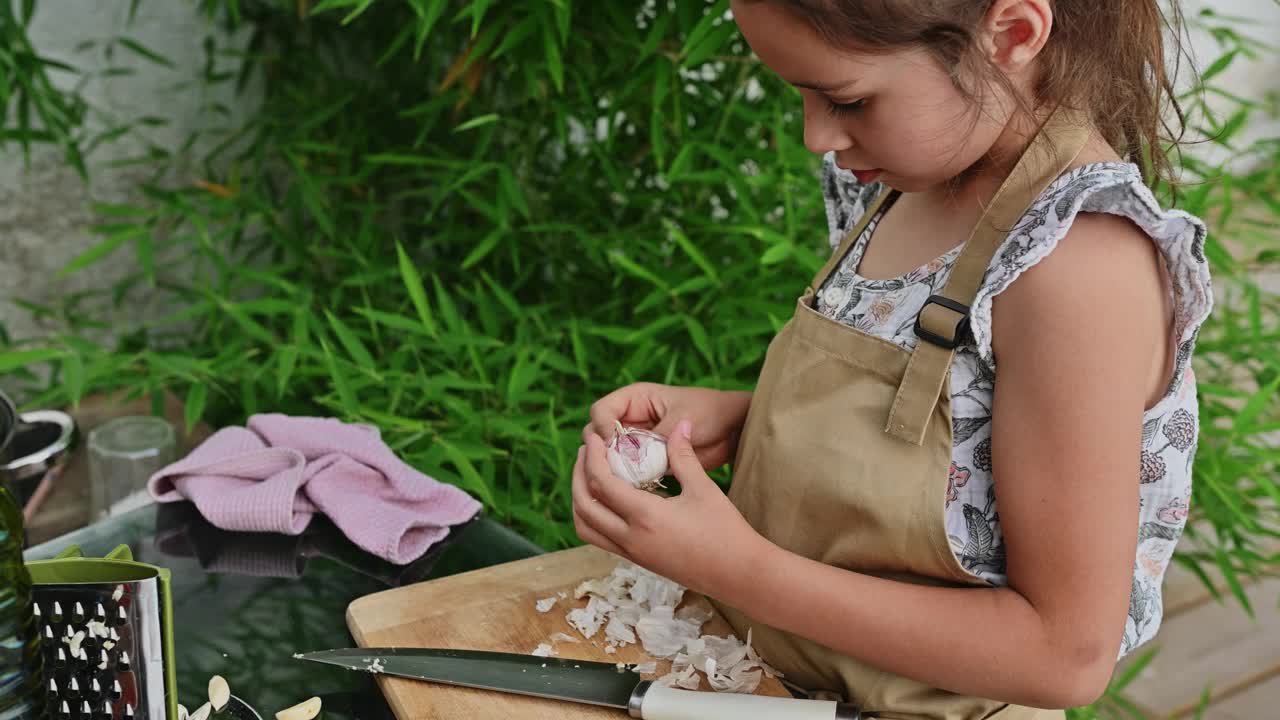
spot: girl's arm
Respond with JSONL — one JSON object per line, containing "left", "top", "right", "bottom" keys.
{"left": 722, "top": 214, "right": 1164, "bottom": 709}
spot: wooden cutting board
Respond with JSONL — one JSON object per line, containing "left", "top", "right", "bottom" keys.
{"left": 346, "top": 544, "right": 791, "bottom": 719}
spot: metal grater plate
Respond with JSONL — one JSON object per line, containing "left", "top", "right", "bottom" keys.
{"left": 32, "top": 577, "right": 165, "bottom": 719}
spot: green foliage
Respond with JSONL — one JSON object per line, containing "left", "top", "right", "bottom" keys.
{"left": 5, "top": 0, "right": 826, "bottom": 552}
{"left": 0, "top": 0, "right": 87, "bottom": 176}
{"left": 2, "top": 2, "right": 1278, "bottom": 713}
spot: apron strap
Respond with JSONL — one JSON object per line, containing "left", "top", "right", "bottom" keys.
{"left": 886, "top": 106, "right": 1092, "bottom": 445}
{"left": 811, "top": 188, "right": 898, "bottom": 293}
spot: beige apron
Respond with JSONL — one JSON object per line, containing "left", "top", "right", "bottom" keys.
{"left": 710, "top": 108, "right": 1089, "bottom": 720}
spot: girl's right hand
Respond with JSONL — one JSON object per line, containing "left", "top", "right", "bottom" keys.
{"left": 582, "top": 382, "right": 752, "bottom": 471}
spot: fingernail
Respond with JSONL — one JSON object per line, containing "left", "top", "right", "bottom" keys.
{"left": 678, "top": 420, "right": 691, "bottom": 439}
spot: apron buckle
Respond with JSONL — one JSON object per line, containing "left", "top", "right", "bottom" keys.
{"left": 915, "top": 294, "right": 971, "bottom": 350}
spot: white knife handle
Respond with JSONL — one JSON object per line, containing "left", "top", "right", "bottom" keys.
{"left": 629, "top": 681, "right": 862, "bottom": 720}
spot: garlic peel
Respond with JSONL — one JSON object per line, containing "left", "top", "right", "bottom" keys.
{"left": 606, "top": 421, "right": 669, "bottom": 491}
{"left": 552, "top": 560, "right": 782, "bottom": 695}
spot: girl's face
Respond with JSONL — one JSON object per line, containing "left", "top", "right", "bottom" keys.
{"left": 731, "top": 0, "right": 1013, "bottom": 193}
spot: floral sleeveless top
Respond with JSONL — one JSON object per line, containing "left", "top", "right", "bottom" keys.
{"left": 814, "top": 153, "right": 1214, "bottom": 656}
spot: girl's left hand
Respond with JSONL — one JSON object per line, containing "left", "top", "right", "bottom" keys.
{"left": 571, "top": 418, "right": 769, "bottom": 598}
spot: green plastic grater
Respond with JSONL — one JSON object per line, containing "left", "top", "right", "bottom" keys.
{"left": 25, "top": 544, "right": 177, "bottom": 719}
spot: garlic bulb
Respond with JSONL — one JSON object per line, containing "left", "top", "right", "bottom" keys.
{"left": 606, "top": 421, "right": 669, "bottom": 491}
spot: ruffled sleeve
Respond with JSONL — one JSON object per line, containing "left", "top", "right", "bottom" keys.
{"left": 967, "top": 162, "right": 1214, "bottom": 407}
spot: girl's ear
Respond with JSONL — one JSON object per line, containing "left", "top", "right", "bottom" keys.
{"left": 981, "top": 0, "right": 1053, "bottom": 72}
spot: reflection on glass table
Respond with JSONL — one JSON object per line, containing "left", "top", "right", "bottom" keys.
{"left": 24, "top": 502, "right": 546, "bottom": 719}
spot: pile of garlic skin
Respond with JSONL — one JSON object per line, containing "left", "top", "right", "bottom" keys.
{"left": 534, "top": 561, "right": 781, "bottom": 694}
{"left": 177, "top": 675, "right": 321, "bottom": 720}
{"left": 606, "top": 421, "right": 669, "bottom": 492}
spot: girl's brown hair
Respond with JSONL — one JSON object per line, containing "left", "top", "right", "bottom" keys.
{"left": 751, "top": 0, "right": 1190, "bottom": 190}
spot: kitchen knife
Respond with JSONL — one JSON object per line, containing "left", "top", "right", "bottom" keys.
{"left": 295, "top": 648, "right": 862, "bottom": 720}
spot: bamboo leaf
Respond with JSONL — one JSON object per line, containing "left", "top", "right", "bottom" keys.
{"left": 569, "top": 318, "right": 588, "bottom": 381}
{"left": 1233, "top": 372, "right": 1280, "bottom": 434}
{"left": 479, "top": 270, "right": 522, "bottom": 318}
{"left": 454, "top": 114, "right": 500, "bottom": 132}
{"left": 115, "top": 37, "right": 175, "bottom": 68}
{"left": 185, "top": 382, "right": 208, "bottom": 434}
{"left": 683, "top": 316, "right": 715, "bottom": 368}
{"left": 651, "top": 60, "right": 670, "bottom": 171}
{"left": 497, "top": 165, "right": 530, "bottom": 219}
{"left": 679, "top": 0, "right": 730, "bottom": 68}
{"left": 326, "top": 310, "right": 376, "bottom": 371}
{"left": 663, "top": 219, "right": 720, "bottom": 284}
{"left": 320, "top": 338, "right": 357, "bottom": 412}
{"left": 59, "top": 227, "right": 144, "bottom": 276}
{"left": 1200, "top": 49, "right": 1239, "bottom": 84}
{"left": 462, "top": 228, "right": 505, "bottom": 269}
{"left": 760, "top": 243, "right": 793, "bottom": 265}
{"left": 62, "top": 352, "right": 85, "bottom": 405}
{"left": 353, "top": 308, "right": 433, "bottom": 335}
{"left": 681, "top": 20, "right": 735, "bottom": 70}
{"left": 412, "top": 0, "right": 449, "bottom": 58}
{"left": 217, "top": 300, "right": 277, "bottom": 345}
{"left": 608, "top": 249, "right": 671, "bottom": 292}
{"left": 1214, "top": 548, "right": 1254, "bottom": 616}
{"left": 0, "top": 348, "right": 62, "bottom": 374}
{"left": 276, "top": 346, "right": 299, "bottom": 400}
{"left": 542, "top": 21, "right": 564, "bottom": 93}
{"left": 1108, "top": 647, "right": 1159, "bottom": 691}
{"left": 506, "top": 352, "right": 541, "bottom": 407}
{"left": 438, "top": 438, "right": 495, "bottom": 506}
{"left": 396, "top": 242, "right": 438, "bottom": 336}
{"left": 432, "top": 274, "right": 463, "bottom": 334}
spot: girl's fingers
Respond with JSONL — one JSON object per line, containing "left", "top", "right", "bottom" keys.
{"left": 572, "top": 445, "right": 630, "bottom": 537}
{"left": 573, "top": 508, "right": 629, "bottom": 559}
{"left": 583, "top": 433, "right": 657, "bottom": 521}
{"left": 587, "top": 385, "right": 658, "bottom": 441}
{"left": 588, "top": 391, "right": 629, "bottom": 442}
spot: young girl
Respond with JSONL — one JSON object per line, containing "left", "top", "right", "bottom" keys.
{"left": 572, "top": 1, "right": 1213, "bottom": 718}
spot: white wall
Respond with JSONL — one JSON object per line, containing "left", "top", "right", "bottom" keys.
{"left": 1181, "top": 0, "right": 1280, "bottom": 166}
{"left": 0, "top": 1, "right": 255, "bottom": 358}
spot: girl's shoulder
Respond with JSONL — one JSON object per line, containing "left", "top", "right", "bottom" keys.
{"left": 968, "top": 161, "right": 1214, "bottom": 406}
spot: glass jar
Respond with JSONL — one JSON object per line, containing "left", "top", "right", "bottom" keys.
{"left": 88, "top": 415, "right": 176, "bottom": 521}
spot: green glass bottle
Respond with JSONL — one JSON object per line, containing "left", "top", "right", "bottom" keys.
{"left": 0, "top": 485, "right": 40, "bottom": 720}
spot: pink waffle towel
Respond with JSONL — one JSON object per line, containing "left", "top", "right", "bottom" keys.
{"left": 147, "top": 414, "right": 482, "bottom": 565}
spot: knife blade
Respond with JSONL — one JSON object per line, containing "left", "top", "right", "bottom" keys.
{"left": 295, "top": 648, "right": 862, "bottom": 719}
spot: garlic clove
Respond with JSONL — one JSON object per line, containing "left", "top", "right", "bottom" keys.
{"left": 208, "top": 675, "right": 231, "bottom": 711}
{"left": 178, "top": 704, "right": 190, "bottom": 720}
{"left": 606, "top": 421, "right": 669, "bottom": 491}
{"left": 275, "top": 697, "right": 323, "bottom": 720}
{"left": 189, "top": 703, "right": 212, "bottom": 720}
